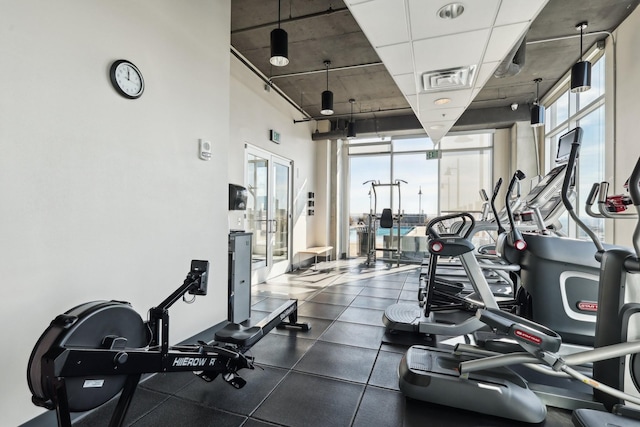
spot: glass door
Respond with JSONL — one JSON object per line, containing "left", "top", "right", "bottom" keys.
{"left": 245, "top": 145, "right": 292, "bottom": 282}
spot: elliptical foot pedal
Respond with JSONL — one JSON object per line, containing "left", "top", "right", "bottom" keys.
{"left": 573, "top": 408, "right": 640, "bottom": 427}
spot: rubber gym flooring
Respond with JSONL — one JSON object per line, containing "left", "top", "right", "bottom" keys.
{"left": 73, "top": 259, "right": 574, "bottom": 427}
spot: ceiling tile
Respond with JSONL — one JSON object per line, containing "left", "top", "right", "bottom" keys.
{"left": 405, "top": 94, "right": 418, "bottom": 114}
{"left": 344, "top": 0, "right": 374, "bottom": 5}
{"left": 408, "top": 0, "right": 500, "bottom": 41}
{"left": 393, "top": 73, "right": 418, "bottom": 95}
{"left": 474, "top": 61, "right": 500, "bottom": 89}
{"left": 376, "top": 43, "right": 414, "bottom": 75}
{"left": 418, "top": 90, "right": 472, "bottom": 110}
{"left": 471, "top": 88, "right": 482, "bottom": 102}
{"left": 495, "top": 0, "right": 548, "bottom": 26}
{"left": 413, "top": 29, "right": 491, "bottom": 73}
{"left": 484, "top": 22, "right": 530, "bottom": 63}
{"left": 418, "top": 106, "right": 466, "bottom": 123}
{"left": 349, "top": 0, "right": 409, "bottom": 47}
{"left": 418, "top": 119, "right": 457, "bottom": 143}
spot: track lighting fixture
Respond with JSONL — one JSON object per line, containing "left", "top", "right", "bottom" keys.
{"left": 347, "top": 99, "right": 356, "bottom": 139}
{"left": 270, "top": 0, "right": 289, "bottom": 67}
{"left": 320, "top": 60, "right": 334, "bottom": 115}
{"left": 571, "top": 22, "right": 591, "bottom": 93}
{"left": 530, "top": 78, "right": 545, "bottom": 128}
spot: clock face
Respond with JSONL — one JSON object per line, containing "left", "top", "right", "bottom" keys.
{"left": 110, "top": 60, "right": 144, "bottom": 99}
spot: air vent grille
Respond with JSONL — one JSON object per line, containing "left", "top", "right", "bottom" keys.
{"left": 422, "top": 66, "right": 476, "bottom": 92}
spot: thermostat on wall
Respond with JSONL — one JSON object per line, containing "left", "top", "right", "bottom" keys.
{"left": 199, "top": 139, "right": 212, "bottom": 160}
{"left": 269, "top": 129, "right": 281, "bottom": 144}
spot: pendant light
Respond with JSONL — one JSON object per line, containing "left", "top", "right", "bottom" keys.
{"left": 270, "top": 0, "right": 288, "bottom": 67}
{"left": 530, "top": 78, "right": 545, "bottom": 127}
{"left": 320, "top": 60, "right": 334, "bottom": 115}
{"left": 347, "top": 98, "right": 356, "bottom": 139}
{"left": 571, "top": 22, "right": 591, "bottom": 93}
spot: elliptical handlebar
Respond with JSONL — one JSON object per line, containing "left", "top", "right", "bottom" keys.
{"left": 560, "top": 131, "right": 581, "bottom": 216}
{"left": 490, "top": 178, "right": 504, "bottom": 234}
{"left": 505, "top": 170, "right": 525, "bottom": 233}
{"left": 596, "top": 181, "right": 638, "bottom": 219}
{"left": 629, "top": 158, "right": 640, "bottom": 206}
{"left": 627, "top": 157, "right": 640, "bottom": 258}
{"left": 427, "top": 212, "right": 476, "bottom": 240}
{"left": 585, "top": 183, "right": 603, "bottom": 218}
{"left": 499, "top": 170, "right": 528, "bottom": 252}
{"left": 560, "top": 128, "right": 605, "bottom": 253}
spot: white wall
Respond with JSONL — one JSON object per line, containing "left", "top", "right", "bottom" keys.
{"left": 0, "top": 1, "right": 230, "bottom": 425}
{"left": 612, "top": 5, "right": 640, "bottom": 246}
{"left": 228, "top": 56, "right": 317, "bottom": 269}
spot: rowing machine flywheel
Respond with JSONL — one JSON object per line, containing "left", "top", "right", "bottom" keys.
{"left": 27, "top": 300, "right": 146, "bottom": 412}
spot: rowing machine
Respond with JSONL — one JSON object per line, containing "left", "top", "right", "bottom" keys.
{"left": 27, "top": 260, "right": 310, "bottom": 427}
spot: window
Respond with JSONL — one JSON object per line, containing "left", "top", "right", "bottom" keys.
{"left": 347, "top": 132, "right": 493, "bottom": 258}
{"left": 544, "top": 54, "right": 606, "bottom": 240}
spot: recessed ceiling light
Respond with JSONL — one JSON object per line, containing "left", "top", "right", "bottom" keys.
{"left": 438, "top": 3, "right": 464, "bottom": 20}
{"left": 430, "top": 124, "right": 444, "bottom": 130}
{"left": 434, "top": 97, "right": 451, "bottom": 105}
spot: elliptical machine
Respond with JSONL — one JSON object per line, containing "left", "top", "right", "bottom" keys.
{"left": 397, "top": 132, "right": 640, "bottom": 423}
{"left": 382, "top": 170, "right": 527, "bottom": 339}
{"left": 27, "top": 260, "right": 310, "bottom": 427}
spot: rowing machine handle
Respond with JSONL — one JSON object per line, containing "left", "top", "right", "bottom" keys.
{"left": 188, "top": 260, "right": 209, "bottom": 296}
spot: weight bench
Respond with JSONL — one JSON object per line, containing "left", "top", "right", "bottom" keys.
{"left": 297, "top": 246, "right": 333, "bottom": 271}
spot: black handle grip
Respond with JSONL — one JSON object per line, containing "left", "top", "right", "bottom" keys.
{"left": 490, "top": 178, "right": 504, "bottom": 233}
{"left": 586, "top": 182, "right": 600, "bottom": 206}
{"left": 426, "top": 212, "right": 476, "bottom": 239}
{"left": 505, "top": 170, "right": 525, "bottom": 233}
{"left": 561, "top": 128, "right": 583, "bottom": 212}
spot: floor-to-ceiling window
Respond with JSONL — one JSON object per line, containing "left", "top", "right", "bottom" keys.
{"left": 544, "top": 54, "right": 606, "bottom": 240}
{"left": 438, "top": 134, "right": 493, "bottom": 215}
{"left": 347, "top": 132, "right": 493, "bottom": 259}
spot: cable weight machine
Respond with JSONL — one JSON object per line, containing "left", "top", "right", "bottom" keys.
{"left": 362, "top": 179, "right": 407, "bottom": 267}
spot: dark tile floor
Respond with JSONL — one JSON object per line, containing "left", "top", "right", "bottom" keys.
{"left": 73, "top": 259, "right": 575, "bottom": 427}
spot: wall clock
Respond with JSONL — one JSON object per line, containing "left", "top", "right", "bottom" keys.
{"left": 109, "top": 59, "right": 144, "bottom": 99}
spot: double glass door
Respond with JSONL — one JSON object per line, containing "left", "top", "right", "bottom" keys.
{"left": 245, "top": 146, "right": 292, "bottom": 282}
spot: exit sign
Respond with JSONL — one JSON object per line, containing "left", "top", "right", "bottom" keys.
{"left": 426, "top": 149, "right": 440, "bottom": 160}
{"left": 269, "top": 129, "right": 281, "bottom": 144}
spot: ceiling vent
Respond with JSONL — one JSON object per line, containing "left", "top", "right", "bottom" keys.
{"left": 422, "top": 66, "right": 476, "bottom": 92}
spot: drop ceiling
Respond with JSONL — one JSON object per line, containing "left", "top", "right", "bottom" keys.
{"left": 231, "top": 0, "right": 640, "bottom": 141}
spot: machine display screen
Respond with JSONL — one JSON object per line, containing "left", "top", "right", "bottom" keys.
{"left": 556, "top": 127, "right": 582, "bottom": 163}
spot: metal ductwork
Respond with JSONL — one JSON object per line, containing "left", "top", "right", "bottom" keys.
{"left": 493, "top": 35, "right": 527, "bottom": 78}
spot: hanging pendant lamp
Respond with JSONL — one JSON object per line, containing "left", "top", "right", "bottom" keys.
{"left": 347, "top": 99, "right": 356, "bottom": 139}
{"left": 270, "top": 0, "right": 289, "bottom": 67}
{"left": 530, "top": 78, "right": 545, "bottom": 128}
{"left": 571, "top": 22, "right": 591, "bottom": 93}
{"left": 320, "top": 60, "right": 334, "bottom": 115}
